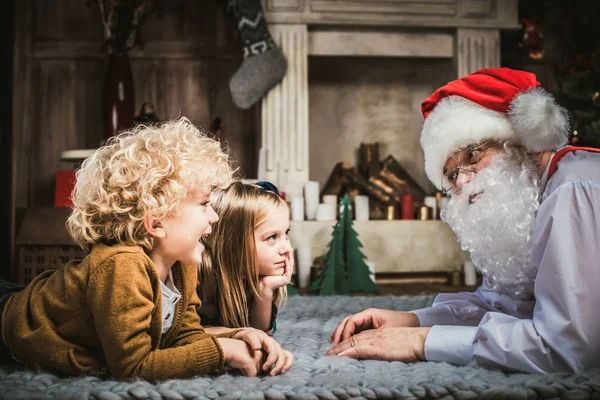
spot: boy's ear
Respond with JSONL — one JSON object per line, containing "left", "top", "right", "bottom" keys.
{"left": 144, "top": 215, "right": 166, "bottom": 238}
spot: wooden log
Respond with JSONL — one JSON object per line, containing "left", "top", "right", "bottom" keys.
{"left": 341, "top": 168, "right": 397, "bottom": 206}
{"left": 358, "top": 142, "right": 381, "bottom": 180}
{"left": 380, "top": 155, "right": 427, "bottom": 203}
{"left": 320, "top": 161, "right": 355, "bottom": 197}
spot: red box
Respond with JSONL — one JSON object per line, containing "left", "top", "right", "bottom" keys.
{"left": 54, "top": 170, "right": 77, "bottom": 208}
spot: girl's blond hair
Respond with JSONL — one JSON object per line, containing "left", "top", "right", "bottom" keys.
{"left": 66, "top": 117, "right": 232, "bottom": 250}
{"left": 199, "top": 181, "right": 288, "bottom": 328}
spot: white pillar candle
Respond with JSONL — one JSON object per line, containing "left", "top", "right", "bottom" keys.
{"left": 322, "top": 194, "right": 338, "bottom": 206}
{"left": 322, "top": 194, "right": 338, "bottom": 218}
{"left": 424, "top": 196, "right": 437, "bottom": 220}
{"left": 365, "top": 260, "right": 376, "bottom": 282}
{"left": 304, "top": 181, "right": 320, "bottom": 220}
{"left": 354, "top": 195, "right": 369, "bottom": 221}
{"left": 316, "top": 203, "right": 336, "bottom": 221}
{"left": 464, "top": 258, "right": 477, "bottom": 286}
{"left": 296, "top": 246, "right": 313, "bottom": 289}
{"left": 291, "top": 196, "right": 305, "bottom": 221}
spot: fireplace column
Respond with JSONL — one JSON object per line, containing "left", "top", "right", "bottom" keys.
{"left": 456, "top": 28, "right": 501, "bottom": 77}
{"left": 261, "top": 24, "right": 309, "bottom": 196}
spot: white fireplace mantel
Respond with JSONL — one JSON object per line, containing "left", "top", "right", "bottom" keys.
{"left": 260, "top": 0, "right": 519, "bottom": 195}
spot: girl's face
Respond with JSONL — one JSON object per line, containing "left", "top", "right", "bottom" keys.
{"left": 254, "top": 204, "right": 292, "bottom": 276}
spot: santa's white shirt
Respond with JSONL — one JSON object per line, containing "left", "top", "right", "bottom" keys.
{"left": 413, "top": 149, "right": 600, "bottom": 373}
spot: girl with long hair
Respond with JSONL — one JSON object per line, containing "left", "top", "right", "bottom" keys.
{"left": 198, "top": 180, "right": 293, "bottom": 334}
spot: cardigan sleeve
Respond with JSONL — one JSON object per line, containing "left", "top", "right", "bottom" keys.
{"left": 87, "top": 253, "right": 225, "bottom": 381}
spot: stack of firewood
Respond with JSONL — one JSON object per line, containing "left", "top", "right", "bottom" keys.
{"left": 320, "top": 143, "right": 426, "bottom": 219}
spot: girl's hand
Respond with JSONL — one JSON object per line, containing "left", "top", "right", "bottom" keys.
{"left": 260, "top": 250, "right": 293, "bottom": 291}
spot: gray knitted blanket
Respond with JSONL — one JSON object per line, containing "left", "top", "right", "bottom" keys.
{"left": 1, "top": 295, "right": 599, "bottom": 399}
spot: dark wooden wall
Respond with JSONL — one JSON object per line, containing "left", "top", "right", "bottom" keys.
{"left": 9, "top": 0, "right": 260, "bottom": 278}
{"left": 12, "top": 0, "right": 259, "bottom": 208}
{"left": 2, "top": 1, "right": 15, "bottom": 280}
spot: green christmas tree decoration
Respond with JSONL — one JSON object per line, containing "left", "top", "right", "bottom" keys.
{"left": 286, "top": 283, "right": 299, "bottom": 296}
{"left": 309, "top": 195, "right": 379, "bottom": 295}
{"left": 342, "top": 197, "right": 380, "bottom": 293}
{"left": 309, "top": 220, "right": 350, "bottom": 295}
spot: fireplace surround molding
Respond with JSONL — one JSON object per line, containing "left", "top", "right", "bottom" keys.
{"left": 260, "top": 0, "right": 519, "bottom": 195}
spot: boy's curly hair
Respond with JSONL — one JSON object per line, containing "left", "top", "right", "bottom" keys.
{"left": 66, "top": 117, "right": 232, "bottom": 250}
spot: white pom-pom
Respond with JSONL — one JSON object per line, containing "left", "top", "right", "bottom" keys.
{"left": 508, "top": 87, "right": 570, "bottom": 152}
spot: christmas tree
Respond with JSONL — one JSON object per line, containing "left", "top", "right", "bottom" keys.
{"left": 309, "top": 195, "right": 379, "bottom": 295}
{"left": 308, "top": 218, "right": 350, "bottom": 295}
{"left": 552, "top": 1, "right": 600, "bottom": 148}
{"left": 286, "top": 283, "right": 299, "bottom": 296}
{"left": 516, "top": 0, "right": 600, "bottom": 148}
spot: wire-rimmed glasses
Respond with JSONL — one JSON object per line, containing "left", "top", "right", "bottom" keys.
{"left": 440, "top": 143, "right": 487, "bottom": 196}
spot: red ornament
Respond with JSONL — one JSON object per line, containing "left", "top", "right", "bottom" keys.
{"left": 570, "top": 136, "right": 579, "bottom": 145}
{"left": 520, "top": 19, "right": 545, "bottom": 60}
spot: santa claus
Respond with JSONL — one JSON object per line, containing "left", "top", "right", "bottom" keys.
{"left": 327, "top": 67, "right": 600, "bottom": 373}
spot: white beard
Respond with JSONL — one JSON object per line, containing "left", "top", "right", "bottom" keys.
{"left": 441, "top": 153, "right": 540, "bottom": 300}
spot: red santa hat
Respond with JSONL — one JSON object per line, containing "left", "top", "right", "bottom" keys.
{"left": 420, "top": 67, "right": 570, "bottom": 189}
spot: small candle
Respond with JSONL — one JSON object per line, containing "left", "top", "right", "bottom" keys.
{"left": 424, "top": 196, "right": 437, "bottom": 220}
{"left": 464, "top": 258, "right": 477, "bottom": 286}
{"left": 386, "top": 205, "right": 397, "bottom": 220}
{"left": 291, "top": 196, "right": 305, "bottom": 221}
{"left": 304, "top": 181, "right": 320, "bottom": 220}
{"left": 322, "top": 194, "right": 338, "bottom": 218}
{"left": 316, "top": 203, "right": 336, "bottom": 221}
{"left": 401, "top": 194, "right": 414, "bottom": 220}
{"left": 418, "top": 205, "right": 432, "bottom": 220}
{"left": 322, "top": 194, "right": 337, "bottom": 206}
{"left": 354, "top": 195, "right": 369, "bottom": 221}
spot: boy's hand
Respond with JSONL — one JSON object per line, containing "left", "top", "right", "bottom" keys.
{"left": 233, "top": 328, "right": 294, "bottom": 375}
{"left": 217, "top": 338, "right": 265, "bottom": 376}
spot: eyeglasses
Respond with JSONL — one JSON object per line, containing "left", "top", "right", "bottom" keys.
{"left": 256, "top": 181, "right": 280, "bottom": 196}
{"left": 441, "top": 143, "right": 488, "bottom": 196}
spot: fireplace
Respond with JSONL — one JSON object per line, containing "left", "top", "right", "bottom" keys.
{"left": 261, "top": 0, "right": 519, "bottom": 278}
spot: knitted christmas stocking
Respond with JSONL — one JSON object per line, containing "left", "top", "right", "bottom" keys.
{"left": 224, "top": 0, "right": 287, "bottom": 109}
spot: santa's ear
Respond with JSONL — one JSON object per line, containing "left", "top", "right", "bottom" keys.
{"left": 143, "top": 215, "right": 166, "bottom": 238}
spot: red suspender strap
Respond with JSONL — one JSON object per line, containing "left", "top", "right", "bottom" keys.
{"left": 547, "top": 146, "right": 600, "bottom": 180}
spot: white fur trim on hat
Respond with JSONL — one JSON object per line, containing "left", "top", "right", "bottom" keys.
{"left": 508, "top": 87, "right": 570, "bottom": 152}
{"left": 420, "top": 96, "right": 515, "bottom": 190}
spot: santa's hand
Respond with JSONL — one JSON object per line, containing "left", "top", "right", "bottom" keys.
{"left": 329, "top": 309, "right": 419, "bottom": 345}
{"left": 326, "top": 327, "right": 430, "bottom": 362}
